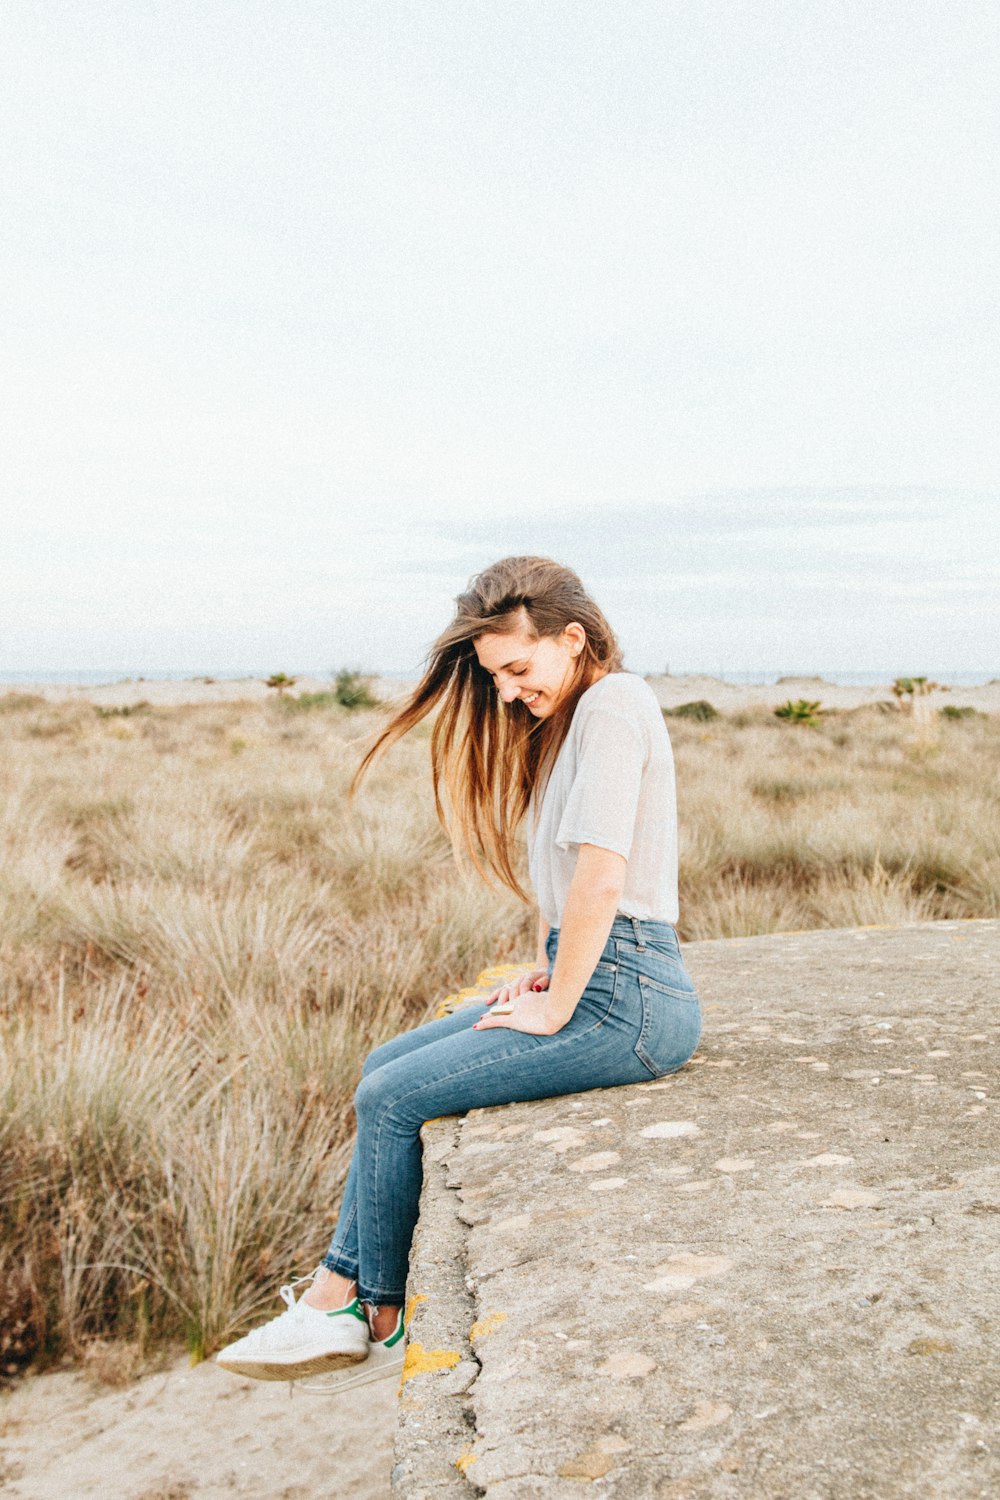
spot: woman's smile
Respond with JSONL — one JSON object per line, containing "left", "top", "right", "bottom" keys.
{"left": 473, "top": 613, "right": 585, "bottom": 720}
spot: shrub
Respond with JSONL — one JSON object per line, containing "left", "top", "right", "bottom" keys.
{"left": 939, "top": 705, "right": 983, "bottom": 720}
{"left": 751, "top": 777, "right": 811, "bottom": 803}
{"left": 280, "top": 691, "right": 340, "bottom": 713}
{"left": 774, "top": 699, "right": 823, "bottom": 727}
{"left": 94, "top": 702, "right": 152, "bottom": 719}
{"left": 333, "top": 670, "right": 379, "bottom": 709}
{"left": 0, "top": 692, "right": 45, "bottom": 713}
{"left": 665, "top": 700, "right": 718, "bottom": 722}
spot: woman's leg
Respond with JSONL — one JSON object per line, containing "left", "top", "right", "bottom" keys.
{"left": 305, "top": 1002, "right": 484, "bottom": 1313}
{"left": 349, "top": 961, "right": 663, "bottom": 1309}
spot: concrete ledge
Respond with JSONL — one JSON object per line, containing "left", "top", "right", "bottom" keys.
{"left": 393, "top": 921, "right": 999, "bottom": 1499}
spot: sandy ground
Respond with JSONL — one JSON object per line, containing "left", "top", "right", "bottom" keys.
{"left": 0, "top": 1354, "right": 397, "bottom": 1500}
{"left": 7, "top": 672, "right": 999, "bottom": 713}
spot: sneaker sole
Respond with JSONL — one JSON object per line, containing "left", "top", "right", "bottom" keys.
{"left": 296, "top": 1346, "right": 406, "bottom": 1394}
{"left": 216, "top": 1346, "right": 369, "bottom": 1381}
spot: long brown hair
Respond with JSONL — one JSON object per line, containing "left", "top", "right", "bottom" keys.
{"left": 352, "top": 556, "right": 623, "bottom": 898}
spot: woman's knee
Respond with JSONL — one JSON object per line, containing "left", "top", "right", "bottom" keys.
{"left": 354, "top": 1067, "right": 392, "bottom": 1120}
{"left": 354, "top": 1063, "right": 426, "bottom": 1131}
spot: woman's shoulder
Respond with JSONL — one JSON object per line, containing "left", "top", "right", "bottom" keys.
{"left": 577, "top": 670, "right": 662, "bottom": 716}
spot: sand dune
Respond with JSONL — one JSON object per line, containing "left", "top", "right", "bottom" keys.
{"left": 8, "top": 673, "right": 998, "bottom": 713}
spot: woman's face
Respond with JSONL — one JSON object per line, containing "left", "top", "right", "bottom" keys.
{"left": 474, "top": 614, "right": 586, "bottom": 719}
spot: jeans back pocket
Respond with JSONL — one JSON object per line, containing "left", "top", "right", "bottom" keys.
{"left": 634, "top": 974, "right": 702, "bottom": 1078}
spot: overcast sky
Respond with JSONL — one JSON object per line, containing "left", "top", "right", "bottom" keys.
{"left": 2, "top": 1, "right": 997, "bottom": 677}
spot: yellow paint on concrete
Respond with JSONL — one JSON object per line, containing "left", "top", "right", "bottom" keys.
{"left": 475, "top": 962, "right": 530, "bottom": 985}
{"left": 404, "top": 1292, "right": 428, "bottom": 1326}
{"left": 454, "top": 1447, "right": 479, "bottom": 1475}
{"left": 434, "top": 964, "right": 531, "bottom": 1016}
{"left": 400, "top": 1342, "right": 462, "bottom": 1386}
{"left": 469, "top": 1309, "right": 508, "bottom": 1342}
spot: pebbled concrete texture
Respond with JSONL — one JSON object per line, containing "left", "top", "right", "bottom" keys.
{"left": 392, "top": 921, "right": 999, "bottom": 1500}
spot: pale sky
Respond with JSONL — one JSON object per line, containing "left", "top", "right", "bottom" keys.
{"left": 2, "top": 2, "right": 998, "bottom": 676}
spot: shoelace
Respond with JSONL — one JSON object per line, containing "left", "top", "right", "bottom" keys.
{"left": 245, "top": 1273, "right": 317, "bottom": 1348}
{"left": 278, "top": 1273, "right": 316, "bottom": 1310}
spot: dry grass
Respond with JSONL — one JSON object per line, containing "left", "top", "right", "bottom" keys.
{"left": 673, "top": 705, "right": 1000, "bottom": 937}
{"left": 1, "top": 693, "right": 997, "bottom": 1373}
{"left": 0, "top": 697, "right": 530, "bottom": 1373}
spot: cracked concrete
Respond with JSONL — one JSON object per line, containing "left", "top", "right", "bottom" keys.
{"left": 392, "top": 920, "right": 999, "bottom": 1499}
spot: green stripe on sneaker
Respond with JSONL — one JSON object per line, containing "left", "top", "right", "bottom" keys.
{"left": 381, "top": 1316, "right": 405, "bottom": 1348}
{"left": 326, "top": 1298, "right": 368, "bottom": 1323}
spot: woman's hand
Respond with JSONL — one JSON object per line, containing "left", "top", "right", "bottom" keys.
{"left": 473, "top": 989, "right": 569, "bottom": 1036}
{"left": 483, "top": 969, "right": 549, "bottom": 1007}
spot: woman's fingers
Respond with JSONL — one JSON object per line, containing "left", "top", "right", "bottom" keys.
{"left": 486, "top": 983, "right": 515, "bottom": 1006}
{"left": 478, "top": 1005, "right": 515, "bottom": 1023}
{"left": 485, "top": 970, "right": 548, "bottom": 1005}
{"left": 473, "top": 993, "right": 558, "bottom": 1034}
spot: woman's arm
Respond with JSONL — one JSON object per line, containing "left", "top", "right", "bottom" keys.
{"left": 475, "top": 844, "right": 626, "bottom": 1035}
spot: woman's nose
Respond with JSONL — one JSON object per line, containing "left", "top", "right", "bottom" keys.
{"left": 497, "top": 680, "right": 521, "bottom": 703}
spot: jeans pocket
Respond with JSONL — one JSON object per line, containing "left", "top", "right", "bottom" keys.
{"left": 576, "top": 960, "right": 618, "bottom": 1024}
{"left": 634, "top": 974, "right": 702, "bottom": 1078}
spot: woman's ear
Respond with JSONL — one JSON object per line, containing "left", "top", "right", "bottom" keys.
{"left": 562, "top": 622, "right": 587, "bottom": 658}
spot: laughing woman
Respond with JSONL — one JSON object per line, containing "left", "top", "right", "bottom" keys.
{"left": 217, "top": 556, "right": 701, "bottom": 1388}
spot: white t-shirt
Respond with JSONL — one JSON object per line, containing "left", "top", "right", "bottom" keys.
{"left": 526, "top": 672, "right": 680, "bottom": 930}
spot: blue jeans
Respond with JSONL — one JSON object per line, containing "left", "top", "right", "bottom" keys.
{"left": 321, "top": 915, "right": 701, "bottom": 1304}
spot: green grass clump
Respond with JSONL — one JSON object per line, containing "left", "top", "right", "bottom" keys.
{"left": 939, "top": 704, "right": 984, "bottom": 720}
{"left": 774, "top": 699, "right": 824, "bottom": 726}
{"left": 278, "top": 672, "right": 380, "bottom": 714}
{"left": 332, "top": 670, "right": 379, "bottom": 709}
{"left": 280, "top": 690, "right": 341, "bottom": 713}
{"left": 665, "top": 700, "right": 719, "bottom": 722}
{"left": 94, "top": 702, "right": 152, "bottom": 719}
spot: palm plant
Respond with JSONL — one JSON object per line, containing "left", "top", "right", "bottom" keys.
{"left": 774, "top": 699, "right": 823, "bottom": 727}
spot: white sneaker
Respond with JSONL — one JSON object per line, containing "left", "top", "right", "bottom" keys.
{"left": 215, "top": 1271, "right": 370, "bottom": 1382}
{"left": 297, "top": 1307, "right": 407, "bottom": 1394}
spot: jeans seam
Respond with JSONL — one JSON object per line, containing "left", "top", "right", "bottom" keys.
{"left": 327, "top": 1192, "right": 358, "bottom": 1260}
{"left": 371, "top": 1094, "right": 386, "bottom": 1294}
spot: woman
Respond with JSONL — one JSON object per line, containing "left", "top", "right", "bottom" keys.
{"left": 216, "top": 556, "right": 701, "bottom": 1388}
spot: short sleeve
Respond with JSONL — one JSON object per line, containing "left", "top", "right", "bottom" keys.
{"left": 554, "top": 707, "right": 646, "bottom": 860}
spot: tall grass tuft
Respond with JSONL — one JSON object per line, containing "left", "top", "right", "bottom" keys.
{"left": 1, "top": 696, "right": 998, "bottom": 1371}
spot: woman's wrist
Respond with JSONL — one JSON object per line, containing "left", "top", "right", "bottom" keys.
{"left": 541, "top": 987, "right": 577, "bottom": 1029}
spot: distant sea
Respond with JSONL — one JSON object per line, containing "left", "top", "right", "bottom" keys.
{"left": 1, "top": 668, "right": 996, "bottom": 689}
